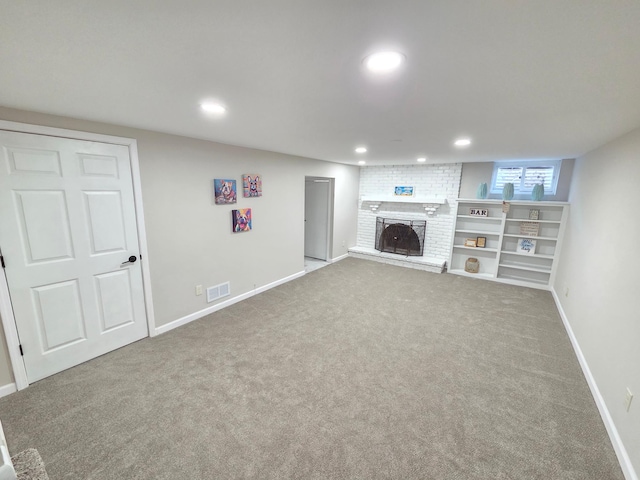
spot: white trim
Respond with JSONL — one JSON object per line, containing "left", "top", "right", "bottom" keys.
{"left": 330, "top": 253, "right": 349, "bottom": 263}
{"left": 0, "top": 383, "right": 16, "bottom": 399}
{"left": 0, "top": 120, "right": 156, "bottom": 385}
{"left": 551, "top": 288, "right": 638, "bottom": 480}
{"left": 0, "top": 261, "right": 28, "bottom": 390}
{"left": 127, "top": 141, "right": 157, "bottom": 336}
{"left": 155, "top": 270, "right": 305, "bottom": 336}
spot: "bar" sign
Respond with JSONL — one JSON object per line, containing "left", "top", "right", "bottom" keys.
{"left": 469, "top": 208, "right": 488, "bottom": 217}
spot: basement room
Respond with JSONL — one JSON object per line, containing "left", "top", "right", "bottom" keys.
{"left": 0, "top": 2, "right": 638, "bottom": 479}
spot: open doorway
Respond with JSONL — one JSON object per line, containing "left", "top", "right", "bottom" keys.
{"left": 304, "top": 177, "right": 334, "bottom": 272}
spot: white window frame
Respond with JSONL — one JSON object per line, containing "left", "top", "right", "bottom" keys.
{"left": 490, "top": 159, "right": 562, "bottom": 196}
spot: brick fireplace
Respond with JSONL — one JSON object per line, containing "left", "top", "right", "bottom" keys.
{"left": 349, "top": 164, "right": 462, "bottom": 273}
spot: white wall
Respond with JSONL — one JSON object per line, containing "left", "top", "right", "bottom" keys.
{"left": 553, "top": 127, "right": 640, "bottom": 477}
{"left": 0, "top": 107, "right": 360, "bottom": 388}
{"left": 356, "top": 164, "right": 462, "bottom": 261}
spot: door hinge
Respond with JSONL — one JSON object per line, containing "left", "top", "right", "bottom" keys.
{"left": 19, "top": 344, "right": 23, "bottom": 356}
{"left": 0, "top": 255, "right": 5, "bottom": 269}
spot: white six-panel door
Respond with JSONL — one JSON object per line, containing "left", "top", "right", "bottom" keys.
{"left": 0, "top": 130, "right": 148, "bottom": 383}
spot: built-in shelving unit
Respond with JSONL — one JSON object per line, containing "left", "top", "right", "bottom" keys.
{"left": 448, "top": 199, "right": 569, "bottom": 289}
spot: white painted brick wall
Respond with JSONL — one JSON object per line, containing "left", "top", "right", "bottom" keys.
{"left": 356, "top": 164, "right": 462, "bottom": 262}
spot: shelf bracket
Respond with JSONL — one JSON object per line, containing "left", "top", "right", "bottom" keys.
{"left": 422, "top": 204, "right": 439, "bottom": 215}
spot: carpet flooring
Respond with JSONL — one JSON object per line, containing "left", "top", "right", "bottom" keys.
{"left": 0, "top": 258, "right": 624, "bottom": 479}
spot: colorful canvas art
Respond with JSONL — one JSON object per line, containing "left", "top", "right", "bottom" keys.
{"left": 242, "top": 174, "right": 262, "bottom": 197}
{"left": 232, "top": 208, "right": 252, "bottom": 232}
{"left": 214, "top": 179, "right": 237, "bottom": 204}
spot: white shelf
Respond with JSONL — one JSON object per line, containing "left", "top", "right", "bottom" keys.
{"left": 361, "top": 195, "right": 447, "bottom": 214}
{"left": 503, "top": 233, "right": 557, "bottom": 241}
{"left": 498, "top": 263, "right": 552, "bottom": 274}
{"left": 455, "top": 229, "right": 501, "bottom": 236}
{"left": 457, "top": 215, "right": 502, "bottom": 221}
{"left": 496, "top": 271, "right": 550, "bottom": 285}
{"left": 448, "top": 269, "right": 494, "bottom": 280}
{"left": 505, "top": 219, "right": 561, "bottom": 224}
{"left": 500, "top": 251, "right": 554, "bottom": 259}
{"left": 453, "top": 245, "right": 498, "bottom": 253}
{"left": 457, "top": 198, "right": 569, "bottom": 206}
{"left": 449, "top": 199, "right": 569, "bottom": 290}
{"left": 361, "top": 195, "right": 447, "bottom": 204}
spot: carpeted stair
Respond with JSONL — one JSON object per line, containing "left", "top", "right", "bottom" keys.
{"left": 10, "top": 449, "right": 48, "bottom": 480}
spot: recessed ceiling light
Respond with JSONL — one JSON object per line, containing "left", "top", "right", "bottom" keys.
{"left": 417, "top": 157, "right": 427, "bottom": 163}
{"left": 358, "top": 160, "right": 366, "bottom": 165}
{"left": 355, "top": 147, "right": 367, "bottom": 153}
{"left": 454, "top": 138, "right": 472, "bottom": 147}
{"left": 200, "top": 102, "right": 226, "bottom": 114}
{"left": 364, "top": 51, "right": 405, "bottom": 73}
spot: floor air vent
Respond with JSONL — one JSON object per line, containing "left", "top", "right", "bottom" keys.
{"left": 207, "top": 282, "right": 230, "bottom": 303}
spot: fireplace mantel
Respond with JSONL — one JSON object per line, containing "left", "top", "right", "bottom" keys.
{"left": 360, "top": 195, "right": 447, "bottom": 214}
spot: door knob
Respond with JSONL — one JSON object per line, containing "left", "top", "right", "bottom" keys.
{"left": 121, "top": 255, "right": 138, "bottom": 266}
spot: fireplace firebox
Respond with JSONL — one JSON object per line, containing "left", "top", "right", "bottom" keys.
{"left": 375, "top": 217, "right": 426, "bottom": 256}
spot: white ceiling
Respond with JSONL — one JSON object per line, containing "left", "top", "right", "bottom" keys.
{"left": 1, "top": 1, "right": 640, "bottom": 166}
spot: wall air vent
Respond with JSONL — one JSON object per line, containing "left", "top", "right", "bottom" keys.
{"left": 207, "top": 282, "right": 230, "bottom": 303}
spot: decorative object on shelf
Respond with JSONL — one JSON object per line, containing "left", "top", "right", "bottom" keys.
{"left": 502, "top": 182, "right": 515, "bottom": 200}
{"left": 519, "top": 221, "right": 540, "bottom": 237}
{"left": 464, "top": 238, "right": 477, "bottom": 247}
{"left": 242, "top": 174, "right": 262, "bottom": 197}
{"left": 232, "top": 208, "right": 252, "bottom": 232}
{"left": 476, "top": 237, "right": 486, "bottom": 248}
{"left": 214, "top": 179, "right": 237, "bottom": 204}
{"left": 394, "top": 186, "right": 414, "bottom": 196}
{"left": 517, "top": 238, "right": 537, "bottom": 254}
{"left": 476, "top": 182, "right": 488, "bottom": 199}
{"left": 502, "top": 201, "right": 510, "bottom": 213}
{"left": 529, "top": 209, "right": 540, "bottom": 220}
{"left": 532, "top": 183, "right": 545, "bottom": 201}
{"left": 465, "top": 257, "right": 480, "bottom": 273}
{"left": 469, "top": 208, "right": 488, "bottom": 217}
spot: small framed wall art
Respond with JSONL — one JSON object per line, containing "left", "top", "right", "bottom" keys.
{"left": 214, "top": 179, "right": 237, "bottom": 204}
{"left": 517, "top": 238, "right": 536, "bottom": 255}
{"left": 476, "top": 237, "right": 486, "bottom": 248}
{"left": 242, "top": 174, "right": 262, "bottom": 197}
{"left": 519, "top": 222, "right": 540, "bottom": 237}
{"left": 464, "top": 238, "right": 477, "bottom": 247}
{"left": 394, "top": 186, "right": 414, "bottom": 196}
{"left": 232, "top": 208, "right": 252, "bottom": 232}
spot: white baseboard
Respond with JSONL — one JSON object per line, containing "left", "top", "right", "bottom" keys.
{"left": 155, "top": 270, "right": 306, "bottom": 336}
{"left": 0, "top": 383, "right": 16, "bottom": 399}
{"left": 551, "top": 288, "right": 638, "bottom": 480}
{"left": 330, "top": 253, "right": 349, "bottom": 263}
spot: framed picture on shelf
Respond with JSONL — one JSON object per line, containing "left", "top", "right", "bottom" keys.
{"left": 517, "top": 238, "right": 537, "bottom": 255}
{"left": 520, "top": 221, "right": 540, "bottom": 237}
{"left": 464, "top": 238, "right": 477, "bottom": 247}
{"left": 529, "top": 209, "right": 540, "bottom": 220}
{"left": 476, "top": 237, "right": 486, "bottom": 248}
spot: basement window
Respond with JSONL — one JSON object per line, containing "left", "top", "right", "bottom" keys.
{"left": 490, "top": 160, "right": 562, "bottom": 196}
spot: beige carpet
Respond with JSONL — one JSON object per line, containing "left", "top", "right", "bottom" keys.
{"left": 0, "top": 258, "right": 624, "bottom": 479}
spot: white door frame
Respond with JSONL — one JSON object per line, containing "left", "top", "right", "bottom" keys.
{"left": 304, "top": 177, "right": 334, "bottom": 262}
{"left": 0, "top": 120, "right": 156, "bottom": 391}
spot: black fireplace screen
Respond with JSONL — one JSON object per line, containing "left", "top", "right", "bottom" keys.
{"left": 375, "top": 217, "right": 426, "bottom": 256}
